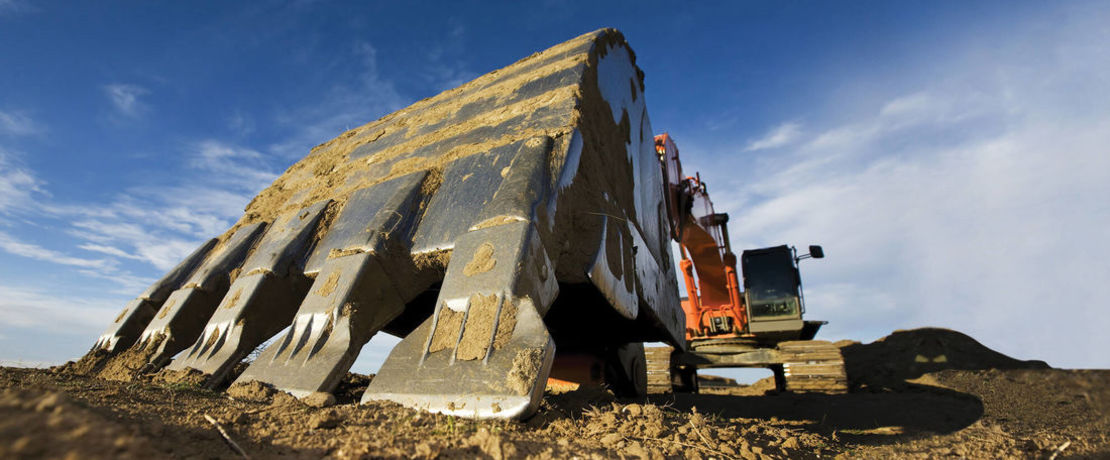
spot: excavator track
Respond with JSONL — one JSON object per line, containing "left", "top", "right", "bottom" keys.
{"left": 644, "top": 341, "right": 848, "bottom": 394}
{"left": 776, "top": 340, "right": 848, "bottom": 394}
{"left": 645, "top": 346, "right": 674, "bottom": 393}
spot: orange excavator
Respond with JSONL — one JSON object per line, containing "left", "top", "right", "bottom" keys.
{"left": 79, "top": 30, "right": 841, "bottom": 420}
{"left": 647, "top": 133, "right": 847, "bottom": 394}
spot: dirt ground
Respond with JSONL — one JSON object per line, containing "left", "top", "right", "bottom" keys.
{"left": 3, "top": 328, "right": 1107, "bottom": 459}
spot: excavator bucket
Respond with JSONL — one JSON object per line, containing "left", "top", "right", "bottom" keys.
{"left": 74, "top": 28, "right": 685, "bottom": 419}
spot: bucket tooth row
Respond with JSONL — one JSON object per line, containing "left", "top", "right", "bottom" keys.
{"left": 91, "top": 238, "right": 217, "bottom": 354}
{"left": 120, "top": 222, "right": 267, "bottom": 374}
{"left": 165, "top": 200, "right": 332, "bottom": 387}
{"left": 234, "top": 171, "right": 429, "bottom": 396}
{"left": 76, "top": 28, "right": 685, "bottom": 420}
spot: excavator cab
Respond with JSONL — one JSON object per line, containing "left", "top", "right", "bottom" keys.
{"left": 741, "top": 245, "right": 821, "bottom": 341}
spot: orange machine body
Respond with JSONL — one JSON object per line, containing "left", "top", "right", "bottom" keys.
{"left": 655, "top": 133, "right": 749, "bottom": 342}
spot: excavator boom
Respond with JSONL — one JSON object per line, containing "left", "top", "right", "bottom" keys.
{"left": 655, "top": 133, "right": 747, "bottom": 339}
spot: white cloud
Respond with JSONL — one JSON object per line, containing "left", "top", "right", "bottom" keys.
{"left": 738, "top": 113, "right": 1110, "bottom": 367}
{"left": 0, "top": 110, "right": 41, "bottom": 136}
{"left": 103, "top": 83, "right": 150, "bottom": 117}
{"left": 0, "top": 152, "right": 158, "bottom": 294}
{"left": 77, "top": 243, "right": 145, "bottom": 261}
{"left": 69, "top": 217, "right": 209, "bottom": 271}
{"left": 0, "top": 150, "right": 46, "bottom": 213}
{"left": 0, "top": 283, "right": 120, "bottom": 333}
{"left": 744, "top": 122, "right": 802, "bottom": 151}
{"left": 190, "top": 140, "right": 279, "bottom": 192}
{"left": 711, "top": 10, "right": 1110, "bottom": 368}
{"left": 0, "top": 33, "right": 412, "bottom": 368}
{"left": 0, "top": 230, "right": 113, "bottom": 269}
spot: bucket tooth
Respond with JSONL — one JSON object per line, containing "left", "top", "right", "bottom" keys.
{"left": 364, "top": 220, "right": 558, "bottom": 420}
{"left": 123, "top": 222, "right": 267, "bottom": 372}
{"left": 89, "top": 239, "right": 217, "bottom": 355}
{"left": 166, "top": 201, "right": 331, "bottom": 386}
{"left": 233, "top": 172, "right": 428, "bottom": 397}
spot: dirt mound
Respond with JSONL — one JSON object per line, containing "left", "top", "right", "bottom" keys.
{"left": 92, "top": 337, "right": 165, "bottom": 382}
{"left": 698, "top": 374, "right": 739, "bottom": 387}
{"left": 840, "top": 327, "right": 1049, "bottom": 389}
{"left": 701, "top": 376, "right": 779, "bottom": 397}
{"left": 62, "top": 349, "right": 110, "bottom": 376}
{"left": 0, "top": 387, "right": 160, "bottom": 459}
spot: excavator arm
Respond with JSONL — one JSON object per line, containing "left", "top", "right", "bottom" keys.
{"left": 655, "top": 133, "right": 748, "bottom": 339}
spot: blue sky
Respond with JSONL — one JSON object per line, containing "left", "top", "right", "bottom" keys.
{"left": 1, "top": 1, "right": 1107, "bottom": 374}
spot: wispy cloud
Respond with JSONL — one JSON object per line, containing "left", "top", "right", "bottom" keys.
{"left": 268, "top": 41, "right": 407, "bottom": 160}
{"left": 190, "top": 140, "right": 278, "bottom": 192}
{"left": 4, "top": 137, "right": 278, "bottom": 276}
{"left": 76, "top": 243, "right": 146, "bottom": 261}
{"left": 421, "top": 23, "right": 477, "bottom": 92}
{"left": 744, "top": 122, "right": 802, "bottom": 151}
{"left": 67, "top": 209, "right": 219, "bottom": 271}
{"left": 0, "top": 231, "right": 113, "bottom": 270}
{"left": 0, "top": 283, "right": 120, "bottom": 333}
{"left": 0, "top": 0, "right": 32, "bottom": 16}
{"left": 0, "top": 149, "right": 46, "bottom": 213}
{"left": 226, "top": 110, "right": 256, "bottom": 137}
{"left": 0, "top": 110, "right": 41, "bottom": 136}
{"left": 49, "top": 140, "right": 279, "bottom": 271}
{"left": 103, "top": 83, "right": 150, "bottom": 117}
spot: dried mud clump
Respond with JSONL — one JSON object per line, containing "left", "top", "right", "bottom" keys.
{"left": 456, "top": 294, "right": 518, "bottom": 360}
{"left": 429, "top": 294, "right": 519, "bottom": 360}
{"left": 428, "top": 307, "right": 465, "bottom": 354}
{"left": 302, "top": 391, "right": 337, "bottom": 408}
{"left": 463, "top": 242, "right": 497, "bottom": 276}
{"left": 507, "top": 348, "right": 545, "bottom": 395}
{"left": 413, "top": 249, "right": 451, "bottom": 273}
{"left": 333, "top": 372, "right": 373, "bottom": 404}
{"left": 152, "top": 367, "right": 207, "bottom": 386}
{"left": 226, "top": 380, "right": 277, "bottom": 402}
{"left": 61, "top": 349, "right": 111, "bottom": 376}
{"left": 95, "top": 336, "right": 165, "bottom": 381}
